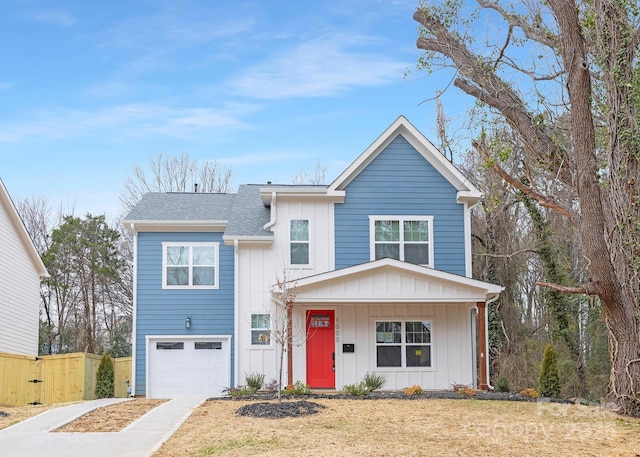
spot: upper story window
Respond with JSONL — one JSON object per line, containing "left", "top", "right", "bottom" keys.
{"left": 369, "top": 216, "right": 434, "bottom": 266}
{"left": 162, "top": 242, "right": 219, "bottom": 289}
{"left": 289, "top": 219, "right": 310, "bottom": 265}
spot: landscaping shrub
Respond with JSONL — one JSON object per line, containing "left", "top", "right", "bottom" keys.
{"left": 404, "top": 385, "right": 423, "bottom": 396}
{"left": 519, "top": 387, "right": 540, "bottom": 398}
{"left": 224, "top": 386, "right": 256, "bottom": 398}
{"left": 263, "top": 378, "right": 279, "bottom": 393}
{"left": 457, "top": 387, "right": 477, "bottom": 397}
{"left": 538, "top": 342, "right": 561, "bottom": 397}
{"left": 344, "top": 381, "right": 370, "bottom": 396}
{"left": 245, "top": 372, "right": 265, "bottom": 391}
{"left": 363, "top": 372, "right": 387, "bottom": 391}
{"left": 95, "top": 353, "right": 115, "bottom": 399}
{"left": 283, "top": 381, "right": 311, "bottom": 395}
{"left": 495, "top": 375, "right": 511, "bottom": 393}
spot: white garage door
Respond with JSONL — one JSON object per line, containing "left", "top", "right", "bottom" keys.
{"left": 147, "top": 336, "right": 230, "bottom": 398}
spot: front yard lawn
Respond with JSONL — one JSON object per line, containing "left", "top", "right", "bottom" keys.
{"left": 154, "top": 397, "right": 640, "bottom": 456}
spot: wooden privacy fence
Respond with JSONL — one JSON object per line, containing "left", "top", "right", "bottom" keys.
{"left": 0, "top": 352, "right": 132, "bottom": 406}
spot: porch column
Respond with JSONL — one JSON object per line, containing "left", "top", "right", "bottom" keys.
{"left": 477, "top": 301, "right": 489, "bottom": 390}
{"left": 286, "top": 302, "right": 293, "bottom": 389}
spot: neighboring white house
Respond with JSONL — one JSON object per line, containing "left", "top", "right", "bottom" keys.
{"left": 0, "top": 179, "right": 48, "bottom": 356}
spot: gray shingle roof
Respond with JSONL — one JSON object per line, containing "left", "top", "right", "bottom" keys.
{"left": 124, "top": 192, "right": 236, "bottom": 222}
{"left": 124, "top": 187, "right": 274, "bottom": 238}
{"left": 225, "top": 185, "right": 272, "bottom": 238}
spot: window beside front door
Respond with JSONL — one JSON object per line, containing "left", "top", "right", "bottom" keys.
{"left": 251, "top": 313, "right": 271, "bottom": 345}
{"left": 162, "top": 242, "right": 219, "bottom": 289}
{"left": 369, "top": 216, "right": 434, "bottom": 266}
{"left": 290, "top": 219, "right": 310, "bottom": 265}
{"left": 375, "top": 320, "right": 432, "bottom": 368}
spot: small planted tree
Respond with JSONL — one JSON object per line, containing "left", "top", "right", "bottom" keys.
{"left": 95, "top": 353, "right": 115, "bottom": 398}
{"left": 538, "top": 342, "right": 561, "bottom": 398}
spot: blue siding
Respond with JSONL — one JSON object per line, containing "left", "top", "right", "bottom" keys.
{"left": 335, "top": 134, "right": 466, "bottom": 275}
{"left": 134, "top": 231, "right": 234, "bottom": 395}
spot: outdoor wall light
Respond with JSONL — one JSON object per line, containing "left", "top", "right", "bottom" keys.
{"left": 185, "top": 317, "right": 192, "bottom": 329}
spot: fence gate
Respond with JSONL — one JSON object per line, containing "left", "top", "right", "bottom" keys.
{"left": 28, "top": 357, "right": 43, "bottom": 405}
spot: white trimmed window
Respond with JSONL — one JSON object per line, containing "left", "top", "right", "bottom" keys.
{"left": 375, "top": 320, "right": 432, "bottom": 368}
{"left": 162, "top": 242, "right": 219, "bottom": 289}
{"left": 251, "top": 314, "right": 271, "bottom": 345}
{"left": 289, "top": 219, "right": 310, "bottom": 265}
{"left": 370, "top": 216, "right": 433, "bottom": 266}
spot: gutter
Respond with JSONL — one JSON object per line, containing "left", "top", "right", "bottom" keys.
{"left": 233, "top": 239, "right": 239, "bottom": 387}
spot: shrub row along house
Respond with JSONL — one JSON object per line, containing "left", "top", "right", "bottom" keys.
{"left": 124, "top": 116, "right": 503, "bottom": 398}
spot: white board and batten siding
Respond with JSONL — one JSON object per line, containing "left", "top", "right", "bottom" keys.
{"left": 0, "top": 190, "right": 43, "bottom": 356}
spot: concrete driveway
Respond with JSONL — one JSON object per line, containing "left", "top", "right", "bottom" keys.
{"left": 0, "top": 396, "right": 206, "bottom": 457}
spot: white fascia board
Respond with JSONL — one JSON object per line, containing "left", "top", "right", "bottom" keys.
{"left": 222, "top": 236, "right": 274, "bottom": 246}
{"left": 259, "top": 188, "right": 344, "bottom": 205}
{"left": 123, "top": 220, "right": 228, "bottom": 232}
{"left": 0, "top": 178, "right": 48, "bottom": 277}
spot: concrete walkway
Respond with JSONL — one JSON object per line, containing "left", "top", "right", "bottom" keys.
{"left": 0, "top": 396, "right": 206, "bottom": 457}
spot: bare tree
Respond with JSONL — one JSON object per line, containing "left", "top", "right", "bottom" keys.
{"left": 120, "top": 152, "right": 233, "bottom": 211}
{"left": 414, "top": 0, "right": 640, "bottom": 415}
{"left": 291, "top": 158, "right": 328, "bottom": 185}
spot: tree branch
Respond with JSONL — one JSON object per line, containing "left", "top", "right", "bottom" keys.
{"left": 476, "top": 0, "right": 559, "bottom": 49}
{"left": 473, "top": 140, "right": 576, "bottom": 223}
{"left": 537, "top": 281, "right": 600, "bottom": 295}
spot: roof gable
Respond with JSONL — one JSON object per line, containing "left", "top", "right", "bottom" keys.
{"left": 328, "top": 116, "right": 481, "bottom": 205}
{"left": 0, "top": 179, "right": 48, "bottom": 277}
{"left": 283, "top": 258, "right": 502, "bottom": 303}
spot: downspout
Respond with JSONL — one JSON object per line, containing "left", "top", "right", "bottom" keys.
{"left": 234, "top": 239, "right": 239, "bottom": 388}
{"left": 130, "top": 223, "right": 138, "bottom": 397}
{"left": 470, "top": 307, "right": 477, "bottom": 389}
{"left": 263, "top": 192, "right": 277, "bottom": 230}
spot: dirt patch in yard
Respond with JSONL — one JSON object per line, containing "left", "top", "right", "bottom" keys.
{"left": 55, "top": 399, "right": 166, "bottom": 432}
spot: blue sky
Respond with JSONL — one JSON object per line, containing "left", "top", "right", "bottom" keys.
{"left": 0, "top": 0, "right": 471, "bottom": 217}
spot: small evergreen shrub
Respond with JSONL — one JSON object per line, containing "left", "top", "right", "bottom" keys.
{"left": 363, "top": 372, "right": 387, "bottom": 391}
{"left": 226, "top": 386, "right": 256, "bottom": 398}
{"left": 519, "top": 388, "right": 540, "bottom": 398}
{"left": 245, "top": 372, "right": 265, "bottom": 391}
{"left": 283, "top": 381, "right": 311, "bottom": 395}
{"left": 538, "top": 342, "right": 561, "bottom": 397}
{"left": 404, "top": 385, "right": 423, "bottom": 396}
{"left": 344, "top": 381, "right": 370, "bottom": 396}
{"left": 95, "top": 353, "right": 115, "bottom": 399}
{"left": 495, "top": 375, "right": 511, "bottom": 393}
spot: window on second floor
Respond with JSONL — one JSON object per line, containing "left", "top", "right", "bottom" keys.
{"left": 162, "top": 242, "right": 219, "bottom": 289}
{"left": 289, "top": 219, "right": 310, "bottom": 265}
{"left": 369, "top": 216, "right": 434, "bottom": 266}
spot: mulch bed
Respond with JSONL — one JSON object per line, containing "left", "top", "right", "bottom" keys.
{"left": 235, "top": 400, "right": 326, "bottom": 419}
{"left": 224, "top": 390, "right": 574, "bottom": 419}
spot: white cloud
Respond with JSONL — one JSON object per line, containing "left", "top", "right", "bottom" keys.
{"left": 230, "top": 34, "right": 408, "bottom": 99}
{"left": 0, "top": 104, "right": 252, "bottom": 143}
{"left": 31, "top": 10, "right": 75, "bottom": 27}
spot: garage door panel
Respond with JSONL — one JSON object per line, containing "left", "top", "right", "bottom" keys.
{"left": 148, "top": 336, "right": 230, "bottom": 398}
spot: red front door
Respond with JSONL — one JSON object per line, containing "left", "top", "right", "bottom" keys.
{"left": 306, "top": 310, "right": 335, "bottom": 388}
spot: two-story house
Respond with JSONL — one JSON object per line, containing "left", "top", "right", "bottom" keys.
{"left": 0, "top": 179, "right": 49, "bottom": 356}
{"left": 124, "top": 116, "right": 502, "bottom": 398}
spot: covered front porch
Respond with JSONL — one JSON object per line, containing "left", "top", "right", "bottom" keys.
{"left": 279, "top": 258, "right": 502, "bottom": 391}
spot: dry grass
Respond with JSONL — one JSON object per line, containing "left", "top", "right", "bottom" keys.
{"left": 0, "top": 404, "right": 58, "bottom": 430}
{"left": 55, "top": 399, "right": 166, "bottom": 432}
{"left": 154, "top": 398, "right": 640, "bottom": 457}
